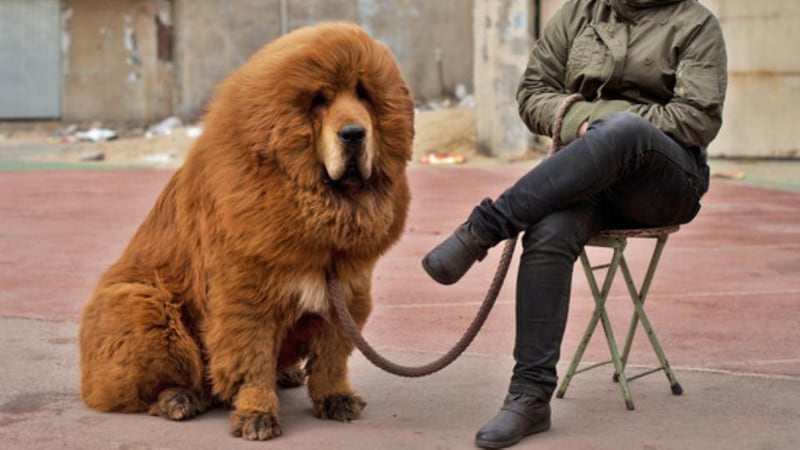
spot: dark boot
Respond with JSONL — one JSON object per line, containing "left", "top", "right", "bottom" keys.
{"left": 475, "top": 393, "right": 551, "bottom": 449}
{"left": 422, "top": 222, "right": 489, "bottom": 285}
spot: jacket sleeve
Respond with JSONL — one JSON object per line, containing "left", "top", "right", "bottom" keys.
{"left": 516, "top": 5, "right": 576, "bottom": 139}
{"left": 628, "top": 14, "right": 728, "bottom": 148}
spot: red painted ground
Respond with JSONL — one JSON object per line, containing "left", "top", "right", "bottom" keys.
{"left": 2, "top": 165, "right": 799, "bottom": 378}
{"left": 2, "top": 165, "right": 800, "bottom": 449}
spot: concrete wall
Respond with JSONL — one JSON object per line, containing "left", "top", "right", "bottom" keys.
{"left": 703, "top": 0, "right": 800, "bottom": 158}
{"left": 473, "top": 0, "right": 532, "bottom": 158}
{"left": 62, "top": 0, "right": 175, "bottom": 124}
{"left": 173, "top": 0, "right": 475, "bottom": 118}
{"left": 59, "top": 0, "right": 473, "bottom": 123}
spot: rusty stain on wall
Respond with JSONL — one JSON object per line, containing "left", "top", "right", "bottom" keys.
{"left": 156, "top": 13, "right": 173, "bottom": 62}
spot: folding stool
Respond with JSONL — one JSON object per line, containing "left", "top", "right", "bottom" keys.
{"left": 556, "top": 226, "right": 683, "bottom": 410}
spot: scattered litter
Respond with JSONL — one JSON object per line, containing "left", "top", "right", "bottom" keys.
{"left": 454, "top": 83, "right": 468, "bottom": 100}
{"left": 146, "top": 116, "right": 183, "bottom": 138}
{"left": 75, "top": 128, "right": 117, "bottom": 142}
{"left": 426, "top": 98, "right": 454, "bottom": 110}
{"left": 78, "top": 151, "right": 105, "bottom": 162}
{"left": 56, "top": 124, "right": 79, "bottom": 136}
{"left": 458, "top": 94, "right": 475, "bottom": 108}
{"left": 186, "top": 125, "right": 203, "bottom": 139}
{"left": 711, "top": 170, "right": 745, "bottom": 180}
{"left": 421, "top": 152, "right": 466, "bottom": 165}
{"left": 454, "top": 84, "right": 475, "bottom": 108}
{"left": 417, "top": 86, "right": 475, "bottom": 111}
{"left": 54, "top": 124, "right": 117, "bottom": 143}
{"left": 140, "top": 153, "right": 177, "bottom": 164}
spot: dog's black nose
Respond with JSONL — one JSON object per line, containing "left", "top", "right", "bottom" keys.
{"left": 338, "top": 124, "right": 366, "bottom": 144}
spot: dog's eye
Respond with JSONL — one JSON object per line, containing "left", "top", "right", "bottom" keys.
{"left": 355, "top": 82, "right": 370, "bottom": 103}
{"left": 311, "top": 92, "right": 328, "bottom": 109}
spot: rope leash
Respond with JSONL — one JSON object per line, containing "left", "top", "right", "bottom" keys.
{"left": 327, "top": 236, "right": 516, "bottom": 377}
{"left": 326, "top": 93, "right": 582, "bottom": 377}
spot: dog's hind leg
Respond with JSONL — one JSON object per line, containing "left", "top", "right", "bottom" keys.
{"left": 80, "top": 282, "right": 206, "bottom": 417}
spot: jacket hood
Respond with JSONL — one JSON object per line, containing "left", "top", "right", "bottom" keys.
{"left": 610, "top": 0, "right": 687, "bottom": 21}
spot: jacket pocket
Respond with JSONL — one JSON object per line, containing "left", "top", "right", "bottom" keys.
{"left": 565, "top": 26, "right": 609, "bottom": 92}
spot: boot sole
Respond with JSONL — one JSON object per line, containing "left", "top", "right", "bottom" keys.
{"left": 421, "top": 257, "right": 458, "bottom": 285}
{"left": 474, "top": 418, "right": 551, "bottom": 449}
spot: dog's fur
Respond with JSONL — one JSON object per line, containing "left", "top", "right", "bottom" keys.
{"left": 79, "top": 23, "right": 414, "bottom": 441}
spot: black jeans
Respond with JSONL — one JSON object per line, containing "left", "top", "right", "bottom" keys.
{"left": 467, "top": 112, "right": 709, "bottom": 401}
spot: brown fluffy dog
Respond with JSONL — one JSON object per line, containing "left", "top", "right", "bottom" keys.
{"left": 79, "top": 22, "right": 413, "bottom": 441}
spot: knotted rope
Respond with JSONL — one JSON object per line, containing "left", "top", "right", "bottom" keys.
{"left": 326, "top": 92, "right": 581, "bottom": 377}
{"left": 327, "top": 237, "right": 516, "bottom": 377}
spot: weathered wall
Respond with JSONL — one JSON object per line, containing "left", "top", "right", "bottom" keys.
{"left": 62, "top": 0, "right": 175, "bottom": 124}
{"left": 473, "top": 0, "right": 532, "bottom": 158}
{"left": 59, "top": 0, "right": 473, "bottom": 122}
{"left": 172, "top": 0, "right": 285, "bottom": 119}
{"left": 173, "top": 0, "right": 475, "bottom": 118}
{"left": 702, "top": 0, "right": 800, "bottom": 158}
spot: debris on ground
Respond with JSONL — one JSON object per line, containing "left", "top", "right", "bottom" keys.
{"left": 712, "top": 170, "right": 746, "bottom": 180}
{"left": 416, "top": 85, "right": 477, "bottom": 112}
{"left": 74, "top": 128, "right": 117, "bottom": 143}
{"left": 185, "top": 125, "right": 203, "bottom": 139}
{"left": 78, "top": 151, "right": 105, "bottom": 162}
{"left": 454, "top": 83, "right": 475, "bottom": 108}
{"left": 421, "top": 152, "right": 466, "bottom": 165}
{"left": 54, "top": 124, "right": 118, "bottom": 143}
{"left": 146, "top": 116, "right": 183, "bottom": 139}
{"left": 2, "top": 107, "right": 495, "bottom": 168}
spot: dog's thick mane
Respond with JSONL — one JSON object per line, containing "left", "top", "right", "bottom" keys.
{"left": 205, "top": 22, "right": 413, "bottom": 170}
{"left": 169, "top": 23, "right": 413, "bottom": 262}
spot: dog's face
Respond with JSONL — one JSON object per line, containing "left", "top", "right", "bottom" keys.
{"left": 224, "top": 23, "right": 414, "bottom": 197}
{"left": 312, "top": 84, "right": 376, "bottom": 189}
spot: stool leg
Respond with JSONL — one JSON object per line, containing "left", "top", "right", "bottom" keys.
{"left": 557, "top": 245, "right": 635, "bottom": 410}
{"left": 617, "top": 253, "right": 640, "bottom": 374}
{"left": 600, "top": 245, "right": 635, "bottom": 410}
{"left": 618, "top": 235, "right": 683, "bottom": 396}
{"left": 556, "top": 251, "right": 599, "bottom": 399}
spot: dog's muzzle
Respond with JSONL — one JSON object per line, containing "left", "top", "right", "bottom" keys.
{"left": 339, "top": 124, "right": 366, "bottom": 177}
{"left": 337, "top": 124, "right": 371, "bottom": 182}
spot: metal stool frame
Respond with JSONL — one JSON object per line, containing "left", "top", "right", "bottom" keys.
{"left": 556, "top": 226, "right": 683, "bottom": 410}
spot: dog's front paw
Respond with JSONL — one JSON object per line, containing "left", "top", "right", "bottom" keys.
{"left": 230, "top": 410, "right": 282, "bottom": 441}
{"left": 314, "top": 393, "right": 367, "bottom": 421}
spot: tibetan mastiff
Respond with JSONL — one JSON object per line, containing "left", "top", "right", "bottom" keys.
{"left": 79, "top": 22, "right": 414, "bottom": 441}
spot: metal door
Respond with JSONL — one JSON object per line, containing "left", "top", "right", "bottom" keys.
{"left": 0, "top": 0, "right": 61, "bottom": 119}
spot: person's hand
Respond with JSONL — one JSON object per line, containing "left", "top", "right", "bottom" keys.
{"left": 578, "top": 121, "right": 589, "bottom": 137}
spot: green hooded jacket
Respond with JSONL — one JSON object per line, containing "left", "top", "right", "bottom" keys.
{"left": 517, "top": 0, "right": 727, "bottom": 151}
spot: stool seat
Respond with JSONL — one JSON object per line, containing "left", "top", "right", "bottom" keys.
{"left": 593, "top": 225, "right": 679, "bottom": 240}
{"left": 556, "top": 225, "right": 683, "bottom": 410}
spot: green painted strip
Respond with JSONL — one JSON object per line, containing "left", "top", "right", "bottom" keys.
{"left": 736, "top": 177, "right": 800, "bottom": 192}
